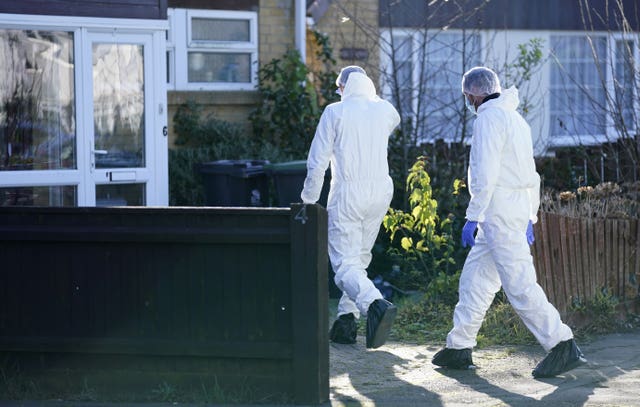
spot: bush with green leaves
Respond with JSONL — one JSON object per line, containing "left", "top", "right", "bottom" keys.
{"left": 249, "top": 31, "right": 338, "bottom": 159}
{"left": 169, "top": 31, "right": 339, "bottom": 206}
{"left": 382, "top": 156, "right": 460, "bottom": 290}
{"left": 169, "top": 101, "right": 292, "bottom": 206}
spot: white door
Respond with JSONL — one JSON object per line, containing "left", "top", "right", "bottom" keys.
{"left": 82, "top": 31, "right": 167, "bottom": 206}
{"left": 0, "top": 23, "right": 167, "bottom": 207}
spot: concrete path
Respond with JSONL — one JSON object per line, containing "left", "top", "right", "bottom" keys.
{"left": 330, "top": 330, "right": 640, "bottom": 406}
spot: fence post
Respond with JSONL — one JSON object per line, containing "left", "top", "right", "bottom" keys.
{"left": 289, "top": 203, "right": 329, "bottom": 404}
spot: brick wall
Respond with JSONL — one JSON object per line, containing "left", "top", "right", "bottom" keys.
{"left": 311, "top": 0, "right": 380, "bottom": 87}
{"left": 259, "top": 0, "right": 295, "bottom": 65}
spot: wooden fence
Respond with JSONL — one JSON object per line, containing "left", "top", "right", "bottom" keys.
{"left": 0, "top": 204, "right": 328, "bottom": 404}
{"left": 532, "top": 211, "right": 640, "bottom": 315}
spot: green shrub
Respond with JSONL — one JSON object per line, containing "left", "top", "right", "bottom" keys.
{"left": 382, "top": 156, "right": 460, "bottom": 290}
{"left": 249, "top": 31, "right": 338, "bottom": 159}
{"left": 169, "top": 102, "right": 293, "bottom": 206}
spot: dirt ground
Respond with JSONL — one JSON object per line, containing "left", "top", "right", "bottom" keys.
{"left": 329, "top": 330, "right": 640, "bottom": 406}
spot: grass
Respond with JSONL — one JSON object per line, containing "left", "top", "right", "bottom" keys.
{"left": 329, "top": 287, "right": 639, "bottom": 348}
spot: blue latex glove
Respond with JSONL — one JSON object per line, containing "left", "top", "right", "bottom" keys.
{"left": 461, "top": 220, "right": 478, "bottom": 248}
{"left": 526, "top": 220, "right": 535, "bottom": 245}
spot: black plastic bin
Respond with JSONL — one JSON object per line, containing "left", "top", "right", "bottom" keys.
{"left": 199, "top": 159, "right": 269, "bottom": 207}
{"left": 265, "top": 160, "right": 330, "bottom": 207}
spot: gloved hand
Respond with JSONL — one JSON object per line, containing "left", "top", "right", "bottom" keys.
{"left": 461, "top": 220, "right": 478, "bottom": 248}
{"left": 526, "top": 220, "right": 535, "bottom": 245}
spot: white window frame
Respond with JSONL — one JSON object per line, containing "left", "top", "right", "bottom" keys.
{"left": 166, "top": 8, "right": 176, "bottom": 89}
{"left": 0, "top": 13, "right": 168, "bottom": 206}
{"left": 168, "top": 8, "right": 258, "bottom": 91}
{"left": 608, "top": 32, "right": 639, "bottom": 139}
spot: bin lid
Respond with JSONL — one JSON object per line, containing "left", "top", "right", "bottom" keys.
{"left": 199, "top": 159, "right": 269, "bottom": 177}
{"left": 263, "top": 160, "right": 307, "bottom": 173}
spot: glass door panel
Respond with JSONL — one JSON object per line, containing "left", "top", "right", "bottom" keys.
{"left": 96, "top": 183, "right": 144, "bottom": 206}
{"left": 0, "top": 185, "right": 76, "bottom": 206}
{"left": 93, "top": 43, "right": 145, "bottom": 169}
{"left": 0, "top": 30, "right": 76, "bottom": 172}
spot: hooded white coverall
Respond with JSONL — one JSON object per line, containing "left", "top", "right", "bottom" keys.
{"left": 447, "top": 87, "right": 574, "bottom": 352}
{"left": 301, "top": 72, "right": 401, "bottom": 318}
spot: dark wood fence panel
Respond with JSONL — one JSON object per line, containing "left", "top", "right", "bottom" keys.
{"left": 0, "top": 204, "right": 328, "bottom": 404}
{"left": 532, "top": 212, "right": 639, "bottom": 315}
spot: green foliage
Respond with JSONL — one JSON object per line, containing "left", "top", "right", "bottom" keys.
{"left": 151, "top": 382, "right": 178, "bottom": 403}
{"left": 310, "top": 30, "right": 339, "bottom": 105}
{"left": 382, "top": 156, "right": 459, "bottom": 289}
{"left": 476, "top": 299, "right": 537, "bottom": 347}
{"left": 249, "top": 31, "right": 338, "bottom": 158}
{"left": 424, "top": 270, "right": 461, "bottom": 306}
{"left": 569, "top": 288, "right": 623, "bottom": 336}
{"left": 503, "top": 38, "right": 544, "bottom": 87}
{"left": 390, "top": 296, "right": 453, "bottom": 343}
{"left": 170, "top": 32, "right": 338, "bottom": 206}
{"left": 249, "top": 49, "right": 316, "bottom": 158}
{"left": 169, "top": 102, "right": 293, "bottom": 206}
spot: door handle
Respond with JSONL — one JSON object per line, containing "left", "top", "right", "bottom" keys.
{"left": 92, "top": 150, "right": 108, "bottom": 155}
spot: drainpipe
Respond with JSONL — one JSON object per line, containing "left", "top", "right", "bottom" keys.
{"left": 295, "top": 0, "right": 307, "bottom": 63}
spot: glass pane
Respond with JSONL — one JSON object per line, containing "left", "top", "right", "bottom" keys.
{"left": 391, "top": 35, "right": 413, "bottom": 123}
{"left": 188, "top": 52, "right": 251, "bottom": 83}
{"left": 615, "top": 40, "right": 635, "bottom": 131}
{"left": 0, "top": 30, "right": 76, "bottom": 171}
{"left": 192, "top": 18, "right": 250, "bottom": 42}
{"left": 549, "top": 35, "right": 607, "bottom": 138}
{"left": 419, "top": 32, "right": 481, "bottom": 143}
{"left": 0, "top": 185, "right": 76, "bottom": 206}
{"left": 93, "top": 43, "right": 145, "bottom": 168}
{"left": 96, "top": 183, "right": 145, "bottom": 206}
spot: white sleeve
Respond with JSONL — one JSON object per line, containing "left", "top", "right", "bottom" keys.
{"left": 301, "top": 108, "right": 335, "bottom": 204}
{"left": 465, "top": 113, "right": 505, "bottom": 222}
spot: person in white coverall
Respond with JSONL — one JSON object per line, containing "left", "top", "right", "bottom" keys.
{"left": 301, "top": 66, "right": 400, "bottom": 349}
{"left": 432, "top": 67, "right": 587, "bottom": 378}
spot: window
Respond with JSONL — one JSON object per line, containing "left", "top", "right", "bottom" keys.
{"left": 167, "top": 8, "right": 258, "bottom": 91}
{"left": 419, "top": 32, "right": 481, "bottom": 143}
{"left": 381, "top": 30, "right": 481, "bottom": 144}
{"left": 0, "top": 30, "right": 76, "bottom": 172}
{"left": 549, "top": 35, "right": 608, "bottom": 144}
{"left": 389, "top": 34, "right": 413, "bottom": 125}
{"left": 614, "top": 39, "right": 637, "bottom": 134}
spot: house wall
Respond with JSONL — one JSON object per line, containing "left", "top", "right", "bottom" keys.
{"left": 312, "top": 0, "right": 381, "bottom": 88}
{"left": 0, "top": 0, "right": 167, "bottom": 19}
{"left": 166, "top": 0, "right": 296, "bottom": 146}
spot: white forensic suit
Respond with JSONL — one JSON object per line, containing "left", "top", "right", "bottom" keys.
{"left": 301, "top": 72, "right": 401, "bottom": 318}
{"left": 447, "top": 86, "right": 574, "bottom": 352}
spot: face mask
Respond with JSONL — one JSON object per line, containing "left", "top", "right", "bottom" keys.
{"left": 465, "top": 98, "right": 476, "bottom": 115}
